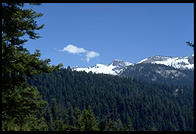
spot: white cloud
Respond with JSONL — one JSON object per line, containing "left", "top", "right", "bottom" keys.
{"left": 60, "top": 44, "right": 87, "bottom": 54}
{"left": 60, "top": 44, "right": 100, "bottom": 62}
{"left": 86, "top": 51, "right": 100, "bottom": 62}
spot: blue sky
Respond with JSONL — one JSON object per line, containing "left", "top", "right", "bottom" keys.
{"left": 24, "top": 3, "right": 194, "bottom": 67}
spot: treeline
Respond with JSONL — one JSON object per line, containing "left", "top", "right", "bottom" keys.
{"left": 43, "top": 103, "right": 134, "bottom": 131}
{"left": 27, "top": 67, "right": 194, "bottom": 131}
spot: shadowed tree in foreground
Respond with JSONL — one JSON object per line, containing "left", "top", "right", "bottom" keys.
{"left": 2, "top": 3, "right": 62, "bottom": 130}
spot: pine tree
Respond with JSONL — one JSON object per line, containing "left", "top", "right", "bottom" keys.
{"left": 80, "top": 106, "right": 99, "bottom": 131}
{"left": 74, "top": 107, "right": 82, "bottom": 129}
{"left": 116, "top": 119, "right": 124, "bottom": 131}
{"left": 54, "top": 120, "right": 65, "bottom": 131}
{"left": 2, "top": 3, "right": 62, "bottom": 131}
{"left": 67, "top": 105, "right": 75, "bottom": 126}
{"left": 2, "top": 85, "right": 48, "bottom": 130}
{"left": 125, "top": 116, "right": 134, "bottom": 131}
{"left": 105, "top": 120, "right": 118, "bottom": 131}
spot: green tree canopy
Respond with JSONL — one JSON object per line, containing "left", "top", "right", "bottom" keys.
{"left": 80, "top": 106, "right": 99, "bottom": 131}
{"left": 2, "top": 3, "right": 62, "bottom": 131}
{"left": 125, "top": 116, "right": 134, "bottom": 131}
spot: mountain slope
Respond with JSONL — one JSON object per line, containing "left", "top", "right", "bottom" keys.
{"left": 120, "top": 63, "right": 194, "bottom": 88}
{"left": 73, "top": 55, "right": 194, "bottom": 88}
{"left": 137, "top": 54, "right": 194, "bottom": 70}
{"left": 73, "top": 54, "right": 194, "bottom": 76}
{"left": 73, "top": 59, "right": 133, "bottom": 75}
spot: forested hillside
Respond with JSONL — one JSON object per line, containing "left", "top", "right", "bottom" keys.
{"left": 2, "top": 3, "right": 194, "bottom": 131}
{"left": 120, "top": 63, "right": 194, "bottom": 89}
{"left": 27, "top": 67, "right": 194, "bottom": 131}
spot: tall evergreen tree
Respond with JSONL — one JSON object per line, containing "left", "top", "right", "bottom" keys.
{"left": 80, "top": 106, "right": 99, "bottom": 131}
{"left": 116, "top": 119, "right": 124, "bottom": 131}
{"left": 54, "top": 120, "right": 65, "bottom": 131}
{"left": 2, "top": 3, "right": 62, "bottom": 131}
{"left": 125, "top": 116, "right": 134, "bottom": 131}
{"left": 105, "top": 120, "right": 118, "bottom": 131}
{"left": 74, "top": 107, "right": 82, "bottom": 129}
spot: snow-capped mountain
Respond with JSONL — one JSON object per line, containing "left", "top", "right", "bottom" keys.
{"left": 137, "top": 54, "right": 194, "bottom": 70}
{"left": 73, "top": 59, "right": 133, "bottom": 75}
{"left": 73, "top": 54, "right": 194, "bottom": 75}
{"left": 121, "top": 63, "right": 194, "bottom": 88}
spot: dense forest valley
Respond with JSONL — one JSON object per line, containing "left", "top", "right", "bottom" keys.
{"left": 2, "top": 3, "right": 194, "bottom": 131}
{"left": 26, "top": 68, "right": 194, "bottom": 131}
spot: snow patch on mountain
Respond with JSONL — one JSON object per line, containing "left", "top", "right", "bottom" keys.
{"left": 73, "top": 54, "right": 193, "bottom": 75}
{"left": 73, "top": 59, "right": 133, "bottom": 75}
{"left": 155, "top": 68, "right": 186, "bottom": 78}
{"left": 137, "top": 55, "right": 194, "bottom": 70}
{"left": 74, "top": 64, "right": 117, "bottom": 75}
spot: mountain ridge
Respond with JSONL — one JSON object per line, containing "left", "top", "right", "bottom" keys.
{"left": 73, "top": 54, "right": 194, "bottom": 75}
